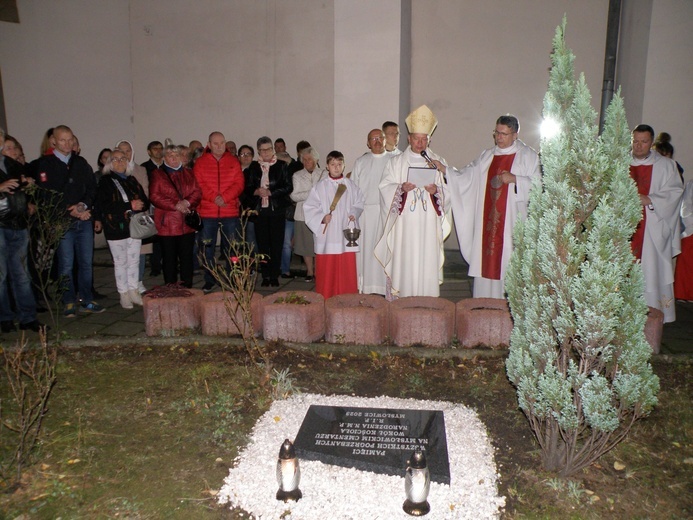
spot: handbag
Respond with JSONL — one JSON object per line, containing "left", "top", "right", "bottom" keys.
{"left": 162, "top": 170, "right": 203, "bottom": 231}
{"left": 129, "top": 212, "right": 158, "bottom": 239}
{"left": 112, "top": 177, "right": 157, "bottom": 239}
{"left": 185, "top": 209, "right": 203, "bottom": 231}
{"left": 0, "top": 176, "right": 28, "bottom": 222}
{"left": 285, "top": 202, "right": 296, "bottom": 222}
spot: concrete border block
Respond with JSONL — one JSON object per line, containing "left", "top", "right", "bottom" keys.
{"left": 198, "top": 292, "right": 264, "bottom": 337}
{"left": 143, "top": 288, "right": 204, "bottom": 337}
{"left": 645, "top": 306, "right": 664, "bottom": 354}
{"left": 456, "top": 298, "right": 513, "bottom": 349}
{"left": 263, "top": 291, "right": 325, "bottom": 342}
{"left": 390, "top": 296, "right": 455, "bottom": 348}
{"left": 325, "top": 294, "right": 389, "bottom": 345}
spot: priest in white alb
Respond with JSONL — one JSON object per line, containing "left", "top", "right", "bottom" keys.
{"left": 374, "top": 105, "right": 451, "bottom": 299}
{"left": 351, "top": 128, "right": 389, "bottom": 294}
{"left": 439, "top": 114, "right": 541, "bottom": 299}
{"left": 629, "top": 124, "right": 683, "bottom": 323}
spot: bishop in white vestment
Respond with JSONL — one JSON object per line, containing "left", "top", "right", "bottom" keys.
{"left": 375, "top": 105, "right": 451, "bottom": 299}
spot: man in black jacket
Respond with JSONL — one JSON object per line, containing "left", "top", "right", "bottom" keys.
{"left": 0, "top": 128, "right": 45, "bottom": 332}
{"left": 30, "top": 125, "right": 104, "bottom": 317}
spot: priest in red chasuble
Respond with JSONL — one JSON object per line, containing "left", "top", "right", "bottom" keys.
{"left": 443, "top": 114, "right": 541, "bottom": 299}
{"left": 629, "top": 124, "right": 683, "bottom": 323}
{"left": 374, "top": 105, "right": 451, "bottom": 299}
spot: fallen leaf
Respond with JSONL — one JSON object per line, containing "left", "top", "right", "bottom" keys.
{"left": 683, "top": 458, "right": 693, "bottom": 465}
{"left": 40, "top": 463, "right": 51, "bottom": 471}
{"left": 672, "top": 441, "right": 681, "bottom": 448}
{"left": 274, "top": 416, "right": 281, "bottom": 422}
{"left": 585, "top": 489, "right": 594, "bottom": 495}
{"left": 67, "top": 459, "right": 81, "bottom": 465}
{"left": 613, "top": 461, "right": 625, "bottom": 471}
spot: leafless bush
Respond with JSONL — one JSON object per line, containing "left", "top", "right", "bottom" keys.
{"left": 1, "top": 329, "right": 58, "bottom": 484}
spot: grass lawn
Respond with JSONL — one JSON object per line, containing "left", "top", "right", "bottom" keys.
{"left": 1, "top": 342, "right": 691, "bottom": 519}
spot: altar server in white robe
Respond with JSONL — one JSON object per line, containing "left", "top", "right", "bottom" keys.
{"left": 375, "top": 105, "right": 451, "bottom": 299}
{"left": 352, "top": 129, "right": 390, "bottom": 294}
{"left": 441, "top": 114, "right": 541, "bottom": 299}
{"left": 629, "top": 124, "right": 683, "bottom": 323}
{"left": 304, "top": 150, "right": 365, "bottom": 299}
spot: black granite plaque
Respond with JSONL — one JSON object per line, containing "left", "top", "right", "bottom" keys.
{"left": 294, "top": 405, "right": 450, "bottom": 484}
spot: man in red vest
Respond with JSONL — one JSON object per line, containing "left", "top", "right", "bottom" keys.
{"left": 629, "top": 124, "right": 683, "bottom": 323}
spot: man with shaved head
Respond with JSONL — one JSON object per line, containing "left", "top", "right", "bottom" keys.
{"left": 30, "top": 125, "right": 103, "bottom": 316}
{"left": 193, "top": 131, "right": 245, "bottom": 293}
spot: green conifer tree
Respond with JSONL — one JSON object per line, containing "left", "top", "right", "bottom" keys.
{"left": 505, "top": 18, "right": 659, "bottom": 477}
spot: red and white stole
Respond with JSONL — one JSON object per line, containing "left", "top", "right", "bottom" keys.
{"left": 629, "top": 164, "right": 653, "bottom": 260}
{"left": 481, "top": 154, "right": 515, "bottom": 279}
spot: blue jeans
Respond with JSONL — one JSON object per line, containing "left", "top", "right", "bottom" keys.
{"left": 0, "top": 227, "right": 37, "bottom": 323}
{"left": 199, "top": 217, "right": 240, "bottom": 286}
{"left": 57, "top": 219, "right": 94, "bottom": 304}
{"left": 281, "top": 219, "right": 294, "bottom": 274}
{"left": 244, "top": 220, "right": 258, "bottom": 256}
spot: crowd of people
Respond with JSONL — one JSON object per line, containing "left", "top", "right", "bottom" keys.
{"left": 0, "top": 105, "right": 689, "bottom": 333}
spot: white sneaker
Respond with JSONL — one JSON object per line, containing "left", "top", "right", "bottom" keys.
{"left": 120, "top": 292, "right": 133, "bottom": 309}
{"left": 138, "top": 281, "right": 147, "bottom": 294}
{"left": 129, "top": 289, "right": 143, "bottom": 306}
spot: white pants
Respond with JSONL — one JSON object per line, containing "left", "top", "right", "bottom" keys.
{"left": 108, "top": 237, "right": 142, "bottom": 293}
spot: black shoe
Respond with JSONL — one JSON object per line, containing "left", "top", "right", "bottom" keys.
{"left": 19, "top": 320, "right": 49, "bottom": 332}
{"left": 281, "top": 273, "right": 295, "bottom": 279}
{"left": 202, "top": 282, "right": 215, "bottom": 294}
{"left": 270, "top": 279, "right": 280, "bottom": 287}
{"left": 1, "top": 320, "right": 16, "bottom": 333}
{"left": 305, "top": 275, "right": 314, "bottom": 283}
{"left": 261, "top": 279, "right": 270, "bottom": 287}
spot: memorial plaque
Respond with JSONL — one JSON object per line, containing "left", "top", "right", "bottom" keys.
{"left": 294, "top": 405, "right": 450, "bottom": 484}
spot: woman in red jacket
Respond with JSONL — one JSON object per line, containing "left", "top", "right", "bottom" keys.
{"left": 149, "top": 142, "right": 202, "bottom": 288}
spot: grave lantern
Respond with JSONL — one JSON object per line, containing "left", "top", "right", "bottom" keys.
{"left": 276, "top": 439, "right": 302, "bottom": 502}
{"left": 403, "top": 447, "right": 430, "bottom": 516}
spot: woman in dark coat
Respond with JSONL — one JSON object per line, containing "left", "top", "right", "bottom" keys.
{"left": 149, "top": 142, "right": 202, "bottom": 288}
{"left": 95, "top": 148, "right": 149, "bottom": 308}
{"left": 243, "top": 136, "right": 292, "bottom": 286}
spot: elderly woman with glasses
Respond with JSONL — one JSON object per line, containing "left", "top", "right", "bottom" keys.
{"left": 149, "top": 141, "right": 202, "bottom": 288}
{"left": 242, "top": 136, "right": 292, "bottom": 286}
{"left": 95, "top": 149, "right": 150, "bottom": 308}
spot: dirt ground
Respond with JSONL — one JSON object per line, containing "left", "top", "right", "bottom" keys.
{"left": 1, "top": 343, "right": 691, "bottom": 519}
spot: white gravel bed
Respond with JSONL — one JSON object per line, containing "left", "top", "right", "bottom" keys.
{"left": 218, "top": 393, "right": 505, "bottom": 519}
